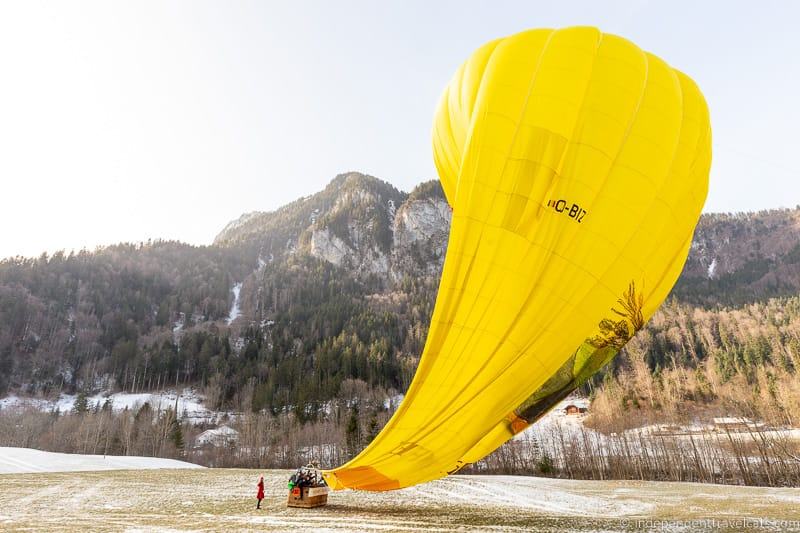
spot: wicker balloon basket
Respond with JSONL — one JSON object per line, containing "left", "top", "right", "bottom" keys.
{"left": 286, "top": 485, "right": 329, "bottom": 508}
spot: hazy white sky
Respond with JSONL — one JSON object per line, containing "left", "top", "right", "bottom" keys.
{"left": 1, "top": 1, "right": 798, "bottom": 259}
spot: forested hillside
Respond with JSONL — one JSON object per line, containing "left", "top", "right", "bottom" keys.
{"left": 0, "top": 173, "right": 446, "bottom": 415}
{"left": 674, "top": 207, "right": 800, "bottom": 305}
{"left": 2, "top": 171, "right": 800, "bottom": 427}
{"left": 0, "top": 242, "right": 255, "bottom": 397}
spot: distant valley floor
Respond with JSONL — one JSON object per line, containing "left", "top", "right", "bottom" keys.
{"left": 1, "top": 468, "right": 800, "bottom": 532}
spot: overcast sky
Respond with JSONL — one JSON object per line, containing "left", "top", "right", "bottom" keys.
{"left": 1, "top": 1, "right": 798, "bottom": 259}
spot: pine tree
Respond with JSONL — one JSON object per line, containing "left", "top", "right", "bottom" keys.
{"left": 346, "top": 404, "right": 361, "bottom": 458}
{"left": 170, "top": 418, "right": 185, "bottom": 454}
{"left": 366, "top": 410, "right": 380, "bottom": 443}
{"left": 73, "top": 389, "right": 89, "bottom": 414}
{"left": 537, "top": 451, "right": 554, "bottom": 475}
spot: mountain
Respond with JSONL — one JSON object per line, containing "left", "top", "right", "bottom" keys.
{"left": 216, "top": 173, "right": 800, "bottom": 308}
{"left": 2, "top": 171, "right": 800, "bottom": 420}
{"left": 674, "top": 208, "right": 800, "bottom": 305}
{"left": 214, "top": 172, "right": 450, "bottom": 280}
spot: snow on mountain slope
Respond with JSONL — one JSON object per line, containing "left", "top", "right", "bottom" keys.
{"left": 1, "top": 389, "right": 217, "bottom": 423}
{"left": 0, "top": 395, "right": 50, "bottom": 411}
{"left": 226, "top": 282, "right": 243, "bottom": 325}
{"left": 0, "top": 447, "right": 203, "bottom": 474}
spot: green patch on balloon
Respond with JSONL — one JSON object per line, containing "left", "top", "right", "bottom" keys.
{"left": 513, "top": 282, "right": 644, "bottom": 426}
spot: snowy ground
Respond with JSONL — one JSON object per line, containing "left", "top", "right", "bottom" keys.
{"left": 0, "top": 447, "right": 203, "bottom": 474}
{"left": 0, "top": 469, "right": 799, "bottom": 532}
{"left": 520, "top": 396, "right": 800, "bottom": 456}
{"left": 0, "top": 388, "right": 219, "bottom": 423}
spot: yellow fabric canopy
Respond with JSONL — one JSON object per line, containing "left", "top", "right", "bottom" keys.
{"left": 323, "top": 26, "right": 711, "bottom": 491}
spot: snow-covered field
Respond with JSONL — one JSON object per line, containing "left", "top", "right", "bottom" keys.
{"left": 0, "top": 447, "right": 203, "bottom": 474}
{"left": 0, "top": 469, "right": 799, "bottom": 532}
{"left": 0, "top": 388, "right": 219, "bottom": 423}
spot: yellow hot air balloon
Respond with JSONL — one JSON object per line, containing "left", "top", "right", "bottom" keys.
{"left": 323, "top": 26, "right": 711, "bottom": 491}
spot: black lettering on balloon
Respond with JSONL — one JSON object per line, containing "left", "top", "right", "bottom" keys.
{"left": 547, "top": 199, "right": 588, "bottom": 223}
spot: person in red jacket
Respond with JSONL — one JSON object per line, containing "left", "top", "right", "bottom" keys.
{"left": 256, "top": 475, "right": 265, "bottom": 509}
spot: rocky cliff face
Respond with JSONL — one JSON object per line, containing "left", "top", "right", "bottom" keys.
{"left": 391, "top": 186, "right": 451, "bottom": 279}
{"left": 305, "top": 174, "right": 398, "bottom": 277}
{"left": 215, "top": 172, "right": 450, "bottom": 283}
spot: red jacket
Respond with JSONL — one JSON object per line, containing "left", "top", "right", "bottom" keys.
{"left": 257, "top": 479, "right": 265, "bottom": 499}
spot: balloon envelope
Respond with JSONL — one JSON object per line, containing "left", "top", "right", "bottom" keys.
{"left": 323, "top": 26, "right": 711, "bottom": 491}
